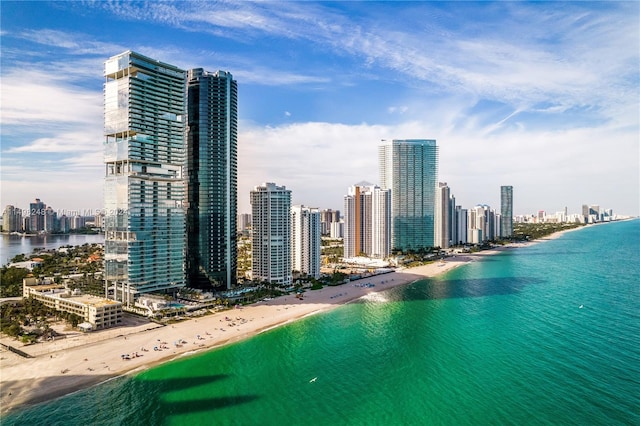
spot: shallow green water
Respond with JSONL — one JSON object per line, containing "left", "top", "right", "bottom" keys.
{"left": 6, "top": 220, "right": 639, "bottom": 425}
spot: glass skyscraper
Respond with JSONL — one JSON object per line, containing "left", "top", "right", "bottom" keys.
{"left": 103, "top": 51, "right": 186, "bottom": 305}
{"left": 186, "top": 69, "right": 238, "bottom": 290}
{"left": 29, "top": 198, "right": 46, "bottom": 232}
{"left": 500, "top": 185, "right": 514, "bottom": 237}
{"left": 379, "top": 139, "right": 439, "bottom": 252}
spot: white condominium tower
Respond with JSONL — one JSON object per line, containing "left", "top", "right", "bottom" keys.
{"left": 291, "top": 205, "right": 321, "bottom": 279}
{"left": 468, "top": 205, "right": 497, "bottom": 243}
{"left": 3, "top": 205, "right": 22, "bottom": 232}
{"left": 435, "top": 182, "right": 451, "bottom": 249}
{"left": 455, "top": 206, "right": 468, "bottom": 245}
{"left": 343, "top": 183, "right": 391, "bottom": 259}
{"left": 250, "top": 183, "right": 292, "bottom": 285}
{"left": 103, "top": 51, "right": 186, "bottom": 305}
{"left": 379, "top": 139, "right": 439, "bottom": 252}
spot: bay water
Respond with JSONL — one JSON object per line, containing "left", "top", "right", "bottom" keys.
{"left": 1, "top": 234, "right": 105, "bottom": 267}
{"left": 5, "top": 220, "right": 639, "bottom": 425}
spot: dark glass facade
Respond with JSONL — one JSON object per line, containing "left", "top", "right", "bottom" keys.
{"left": 186, "top": 69, "right": 238, "bottom": 289}
{"left": 500, "top": 186, "right": 513, "bottom": 237}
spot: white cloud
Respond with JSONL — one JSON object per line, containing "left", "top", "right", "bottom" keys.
{"left": 237, "top": 117, "right": 639, "bottom": 216}
{"left": 90, "top": 1, "right": 638, "bottom": 123}
{"left": 14, "top": 29, "right": 125, "bottom": 56}
{"left": 387, "top": 106, "right": 408, "bottom": 115}
{"left": 232, "top": 67, "right": 330, "bottom": 86}
{"left": 1, "top": 2, "right": 637, "bottom": 218}
{"left": 1, "top": 69, "right": 102, "bottom": 126}
{"left": 5, "top": 130, "right": 102, "bottom": 153}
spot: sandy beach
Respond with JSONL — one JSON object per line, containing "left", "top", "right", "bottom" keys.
{"left": 0, "top": 244, "right": 521, "bottom": 414}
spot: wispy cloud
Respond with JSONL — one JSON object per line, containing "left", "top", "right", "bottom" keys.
{"left": 1, "top": 1, "right": 637, "bottom": 216}
{"left": 98, "top": 1, "right": 310, "bottom": 39}
{"left": 12, "top": 29, "right": 126, "bottom": 56}
{"left": 5, "top": 130, "right": 102, "bottom": 154}
{"left": 232, "top": 67, "right": 330, "bottom": 86}
{"left": 1, "top": 69, "right": 102, "bottom": 126}
{"left": 97, "top": 2, "right": 637, "bottom": 122}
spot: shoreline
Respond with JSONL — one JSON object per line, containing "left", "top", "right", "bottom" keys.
{"left": 0, "top": 226, "right": 590, "bottom": 415}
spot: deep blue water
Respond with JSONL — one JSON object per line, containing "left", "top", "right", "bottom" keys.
{"left": 5, "top": 220, "right": 639, "bottom": 425}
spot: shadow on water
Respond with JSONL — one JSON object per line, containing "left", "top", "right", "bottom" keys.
{"left": 4, "top": 373, "right": 260, "bottom": 425}
{"left": 137, "top": 373, "right": 230, "bottom": 391}
{"left": 399, "top": 276, "right": 546, "bottom": 300}
{"left": 157, "top": 395, "right": 260, "bottom": 415}
{"left": 129, "top": 373, "right": 260, "bottom": 419}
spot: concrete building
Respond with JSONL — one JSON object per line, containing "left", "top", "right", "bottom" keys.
{"left": 343, "top": 185, "right": 363, "bottom": 258}
{"left": 343, "top": 183, "right": 391, "bottom": 259}
{"left": 70, "top": 215, "right": 86, "bottom": 230}
{"left": 449, "top": 193, "right": 457, "bottom": 247}
{"left": 250, "top": 183, "right": 292, "bottom": 285}
{"left": 320, "top": 209, "right": 340, "bottom": 235}
{"left": 455, "top": 206, "right": 468, "bottom": 245}
{"left": 371, "top": 185, "right": 392, "bottom": 259}
{"left": 468, "top": 205, "right": 496, "bottom": 243}
{"left": 94, "top": 212, "right": 105, "bottom": 230}
{"left": 379, "top": 139, "right": 438, "bottom": 252}
{"left": 2, "top": 205, "right": 22, "bottom": 232}
{"left": 435, "top": 182, "right": 451, "bottom": 249}
{"left": 237, "top": 213, "right": 252, "bottom": 235}
{"left": 330, "top": 221, "right": 344, "bottom": 239}
{"left": 23, "top": 279, "right": 122, "bottom": 330}
{"left": 186, "top": 68, "right": 238, "bottom": 289}
{"left": 44, "top": 206, "right": 57, "bottom": 233}
{"left": 581, "top": 204, "right": 590, "bottom": 223}
{"left": 59, "top": 215, "right": 70, "bottom": 233}
{"left": 103, "top": 51, "right": 187, "bottom": 305}
{"left": 291, "top": 205, "right": 321, "bottom": 279}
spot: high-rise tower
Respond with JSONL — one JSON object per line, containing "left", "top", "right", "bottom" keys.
{"left": 186, "top": 69, "right": 238, "bottom": 289}
{"left": 29, "top": 198, "right": 45, "bottom": 232}
{"left": 291, "top": 205, "right": 321, "bottom": 279}
{"left": 379, "top": 139, "right": 439, "bottom": 252}
{"left": 3, "top": 205, "right": 22, "bottom": 232}
{"left": 343, "top": 183, "right": 391, "bottom": 259}
{"left": 103, "top": 51, "right": 186, "bottom": 305}
{"left": 250, "top": 183, "right": 292, "bottom": 285}
{"left": 435, "top": 182, "right": 451, "bottom": 249}
{"left": 500, "top": 186, "right": 513, "bottom": 237}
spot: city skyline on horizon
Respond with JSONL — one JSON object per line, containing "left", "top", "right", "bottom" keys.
{"left": 0, "top": 186, "right": 627, "bottom": 225}
{"left": 1, "top": 2, "right": 638, "bottom": 216}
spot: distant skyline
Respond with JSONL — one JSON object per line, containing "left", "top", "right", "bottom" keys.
{"left": 1, "top": 1, "right": 638, "bottom": 216}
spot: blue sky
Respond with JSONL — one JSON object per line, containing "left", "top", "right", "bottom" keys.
{"left": 1, "top": 1, "right": 638, "bottom": 216}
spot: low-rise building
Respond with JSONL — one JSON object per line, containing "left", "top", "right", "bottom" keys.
{"left": 23, "top": 278, "right": 122, "bottom": 330}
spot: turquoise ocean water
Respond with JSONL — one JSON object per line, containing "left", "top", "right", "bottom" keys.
{"left": 5, "top": 220, "right": 639, "bottom": 425}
